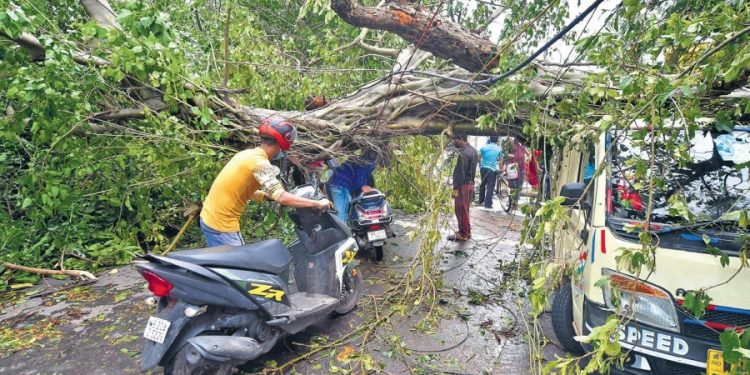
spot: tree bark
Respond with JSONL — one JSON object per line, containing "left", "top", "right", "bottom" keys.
{"left": 330, "top": 0, "right": 499, "bottom": 72}
{"left": 4, "top": 32, "right": 46, "bottom": 61}
{"left": 80, "top": 0, "right": 121, "bottom": 29}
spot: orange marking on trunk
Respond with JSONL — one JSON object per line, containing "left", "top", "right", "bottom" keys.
{"left": 392, "top": 9, "right": 413, "bottom": 25}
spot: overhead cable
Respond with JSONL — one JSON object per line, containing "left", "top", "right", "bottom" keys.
{"left": 408, "top": 0, "right": 607, "bottom": 86}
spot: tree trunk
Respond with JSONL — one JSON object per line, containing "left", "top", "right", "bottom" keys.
{"left": 331, "top": 0, "right": 499, "bottom": 72}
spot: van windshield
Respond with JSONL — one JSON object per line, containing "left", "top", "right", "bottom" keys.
{"left": 609, "top": 127, "right": 750, "bottom": 225}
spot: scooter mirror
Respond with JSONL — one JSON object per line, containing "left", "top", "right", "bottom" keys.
{"left": 290, "top": 184, "right": 317, "bottom": 199}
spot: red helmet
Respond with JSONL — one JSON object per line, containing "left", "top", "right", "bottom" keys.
{"left": 258, "top": 117, "right": 297, "bottom": 151}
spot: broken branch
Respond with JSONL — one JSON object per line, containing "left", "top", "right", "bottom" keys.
{"left": 3, "top": 262, "right": 98, "bottom": 281}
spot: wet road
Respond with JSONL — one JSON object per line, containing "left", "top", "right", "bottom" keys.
{"left": 0, "top": 204, "right": 564, "bottom": 374}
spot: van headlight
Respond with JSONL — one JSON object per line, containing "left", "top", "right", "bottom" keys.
{"left": 602, "top": 269, "right": 680, "bottom": 332}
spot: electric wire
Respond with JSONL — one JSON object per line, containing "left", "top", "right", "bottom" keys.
{"left": 404, "top": 0, "right": 607, "bottom": 86}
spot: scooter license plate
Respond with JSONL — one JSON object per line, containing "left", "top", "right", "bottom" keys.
{"left": 143, "top": 316, "right": 171, "bottom": 344}
{"left": 367, "top": 230, "right": 387, "bottom": 241}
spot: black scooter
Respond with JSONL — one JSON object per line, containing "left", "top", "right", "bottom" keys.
{"left": 136, "top": 185, "right": 362, "bottom": 375}
{"left": 347, "top": 189, "right": 395, "bottom": 261}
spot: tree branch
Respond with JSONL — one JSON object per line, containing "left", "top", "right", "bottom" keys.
{"left": 4, "top": 262, "right": 97, "bottom": 280}
{"left": 93, "top": 107, "right": 148, "bottom": 121}
{"left": 330, "top": 0, "right": 498, "bottom": 72}
{"left": 3, "top": 32, "right": 46, "bottom": 61}
{"left": 72, "top": 51, "right": 112, "bottom": 66}
{"left": 80, "top": 0, "right": 121, "bottom": 29}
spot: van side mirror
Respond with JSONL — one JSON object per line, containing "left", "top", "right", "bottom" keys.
{"left": 560, "top": 182, "right": 586, "bottom": 207}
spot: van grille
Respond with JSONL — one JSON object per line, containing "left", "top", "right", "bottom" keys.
{"left": 681, "top": 309, "right": 750, "bottom": 342}
{"left": 665, "top": 362, "right": 703, "bottom": 375}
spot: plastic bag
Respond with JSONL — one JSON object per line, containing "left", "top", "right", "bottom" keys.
{"left": 716, "top": 134, "right": 735, "bottom": 161}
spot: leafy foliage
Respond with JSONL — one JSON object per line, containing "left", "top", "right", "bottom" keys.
{"left": 375, "top": 136, "right": 451, "bottom": 213}
{"left": 0, "top": 0, "right": 392, "bottom": 286}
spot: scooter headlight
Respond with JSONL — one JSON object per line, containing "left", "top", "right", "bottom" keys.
{"left": 602, "top": 269, "right": 679, "bottom": 332}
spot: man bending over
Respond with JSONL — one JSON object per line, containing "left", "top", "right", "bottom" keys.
{"left": 200, "top": 117, "right": 331, "bottom": 246}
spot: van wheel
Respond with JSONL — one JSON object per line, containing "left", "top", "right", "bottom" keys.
{"left": 551, "top": 280, "right": 585, "bottom": 355}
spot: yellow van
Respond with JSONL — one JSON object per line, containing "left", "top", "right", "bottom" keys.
{"left": 549, "top": 124, "right": 750, "bottom": 374}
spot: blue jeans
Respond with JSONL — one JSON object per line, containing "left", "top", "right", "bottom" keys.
{"left": 478, "top": 167, "right": 497, "bottom": 208}
{"left": 329, "top": 184, "right": 351, "bottom": 222}
{"left": 200, "top": 218, "right": 245, "bottom": 247}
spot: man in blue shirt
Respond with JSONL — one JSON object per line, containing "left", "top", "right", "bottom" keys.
{"left": 477, "top": 136, "right": 503, "bottom": 209}
{"left": 583, "top": 153, "right": 595, "bottom": 184}
{"left": 328, "top": 152, "right": 377, "bottom": 222}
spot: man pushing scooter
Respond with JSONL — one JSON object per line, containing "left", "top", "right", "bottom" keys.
{"left": 200, "top": 117, "right": 331, "bottom": 247}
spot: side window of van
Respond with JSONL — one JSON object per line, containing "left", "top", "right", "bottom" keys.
{"left": 582, "top": 151, "right": 595, "bottom": 184}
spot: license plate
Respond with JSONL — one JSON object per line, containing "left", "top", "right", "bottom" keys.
{"left": 143, "top": 316, "right": 171, "bottom": 344}
{"left": 367, "top": 230, "right": 387, "bottom": 241}
{"left": 707, "top": 349, "right": 727, "bottom": 375}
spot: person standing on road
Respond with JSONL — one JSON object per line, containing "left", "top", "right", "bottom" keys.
{"left": 506, "top": 137, "right": 528, "bottom": 209}
{"left": 449, "top": 135, "right": 478, "bottom": 242}
{"left": 477, "top": 136, "right": 503, "bottom": 209}
{"left": 200, "top": 117, "right": 331, "bottom": 247}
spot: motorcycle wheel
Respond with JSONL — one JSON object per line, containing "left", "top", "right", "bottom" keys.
{"left": 164, "top": 341, "right": 233, "bottom": 375}
{"left": 374, "top": 246, "right": 384, "bottom": 261}
{"left": 334, "top": 267, "right": 363, "bottom": 314}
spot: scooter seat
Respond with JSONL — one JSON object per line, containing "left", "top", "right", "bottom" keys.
{"left": 169, "top": 240, "right": 291, "bottom": 274}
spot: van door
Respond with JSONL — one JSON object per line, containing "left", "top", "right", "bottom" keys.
{"left": 553, "top": 145, "right": 594, "bottom": 333}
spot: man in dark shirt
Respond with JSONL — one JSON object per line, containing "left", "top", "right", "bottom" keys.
{"left": 449, "top": 135, "right": 478, "bottom": 241}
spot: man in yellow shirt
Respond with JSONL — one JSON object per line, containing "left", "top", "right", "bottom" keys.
{"left": 200, "top": 117, "right": 331, "bottom": 246}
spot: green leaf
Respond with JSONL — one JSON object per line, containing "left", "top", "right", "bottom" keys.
{"left": 706, "top": 244, "right": 721, "bottom": 256}
{"left": 683, "top": 290, "right": 711, "bottom": 318}
{"left": 735, "top": 348, "right": 750, "bottom": 360}
{"left": 620, "top": 75, "right": 635, "bottom": 95}
{"left": 720, "top": 254, "right": 730, "bottom": 268}
{"left": 716, "top": 112, "right": 734, "bottom": 133}
{"left": 21, "top": 197, "right": 32, "bottom": 209}
{"left": 604, "top": 341, "right": 622, "bottom": 356}
{"left": 720, "top": 330, "right": 742, "bottom": 364}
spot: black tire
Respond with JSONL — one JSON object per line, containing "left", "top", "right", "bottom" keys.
{"left": 335, "top": 268, "right": 363, "bottom": 314}
{"left": 374, "top": 246, "right": 384, "bottom": 261}
{"left": 164, "top": 341, "right": 233, "bottom": 375}
{"left": 551, "top": 281, "right": 585, "bottom": 355}
{"left": 496, "top": 179, "right": 512, "bottom": 212}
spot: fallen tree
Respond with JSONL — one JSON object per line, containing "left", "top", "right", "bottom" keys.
{"left": 1, "top": 0, "right": 748, "bottom": 277}
{"left": 1, "top": 0, "right": 599, "bottom": 162}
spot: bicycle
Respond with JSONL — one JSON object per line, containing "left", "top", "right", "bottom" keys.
{"left": 495, "top": 170, "right": 513, "bottom": 213}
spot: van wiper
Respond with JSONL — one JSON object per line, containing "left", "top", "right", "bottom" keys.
{"left": 654, "top": 219, "right": 739, "bottom": 234}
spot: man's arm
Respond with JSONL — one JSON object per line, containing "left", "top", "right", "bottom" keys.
{"left": 276, "top": 191, "right": 330, "bottom": 209}
{"left": 254, "top": 161, "right": 330, "bottom": 210}
{"left": 358, "top": 164, "right": 376, "bottom": 193}
{"left": 452, "top": 153, "right": 465, "bottom": 189}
